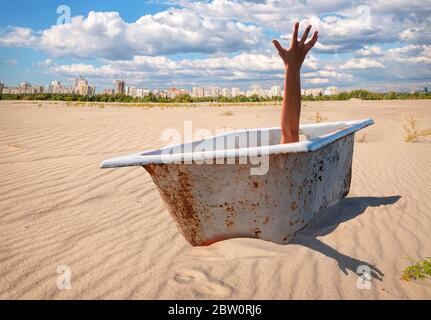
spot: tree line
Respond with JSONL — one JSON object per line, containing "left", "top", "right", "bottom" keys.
{"left": 0, "top": 90, "right": 429, "bottom": 103}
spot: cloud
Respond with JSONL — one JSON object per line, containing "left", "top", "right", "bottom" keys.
{"left": 0, "top": 0, "right": 429, "bottom": 91}
{"left": 49, "top": 52, "right": 317, "bottom": 85}
{"left": 399, "top": 25, "right": 431, "bottom": 44}
{"left": 302, "top": 69, "right": 353, "bottom": 86}
{"left": 354, "top": 46, "right": 383, "bottom": 56}
{"left": 4, "top": 59, "right": 18, "bottom": 65}
{"left": 180, "top": 0, "right": 431, "bottom": 52}
{"left": 340, "top": 58, "right": 385, "bottom": 69}
{"left": 0, "top": 10, "right": 263, "bottom": 59}
{"left": 37, "top": 59, "right": 54, "bottom": 67}
{"left": 0, "top": 27, "right": 38, "bottom": 47}
{"left": 305, "top": 78, "right": 329, "bottom": 84}
{"left": 179, "top": 52, "right": 317, "bottom": 71}
{"left": 304, "top": 70, "right": 353, "bottom": 80}
{"left": 387, "top": 45, "right": 431, "bottom": 64}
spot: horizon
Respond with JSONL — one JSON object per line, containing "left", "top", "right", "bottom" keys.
{"left": 0, "top": 0, "right": 430, "bottom": 92}
{"left": 0, "top": 78, "right": 428, "bottom": 95}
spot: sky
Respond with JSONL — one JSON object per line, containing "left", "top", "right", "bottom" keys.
{"left": 0, "top": 0, "right": 430, "bottom": 92}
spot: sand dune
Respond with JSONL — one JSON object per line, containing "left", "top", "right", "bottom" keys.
{"left": 0, "top": 99, "right": 430, "bottom": 299}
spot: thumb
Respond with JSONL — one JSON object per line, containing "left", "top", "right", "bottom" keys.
{"left": 272, "top": 40, "right": 283, "bottom": 53}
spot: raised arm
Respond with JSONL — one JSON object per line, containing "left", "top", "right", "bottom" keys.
{"left": 273, "top": 23, "right": 318, "bottom": 144}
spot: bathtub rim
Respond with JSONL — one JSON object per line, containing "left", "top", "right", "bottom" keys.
{"left": 100, "top": 118, "right": 374, "bottom": 169}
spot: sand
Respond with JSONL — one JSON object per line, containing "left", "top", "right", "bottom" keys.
{"left": 0, "top": 99, "right": 430, "bottom": 300}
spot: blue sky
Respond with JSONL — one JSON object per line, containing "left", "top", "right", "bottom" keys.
{"left": 0, "top": 0, "right": 430, "bottom": 92}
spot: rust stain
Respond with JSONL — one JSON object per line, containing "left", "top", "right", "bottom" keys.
{"left": 223, "top": 202, "right": 235, "bottom": 213}
{"left": 199, "top": 235, "right": 231, "bottom": 246}
{"left": 225, "top": 219, "right": 234, "bottom": 229}
{"left": 140, "top": 133, "right": 356, "bottom": 246}
{"left": 144, "top": 164, "right": 203, "bottom": 245}
{"left": 222, "top": 202, "right": 236, "bottom": 229}
{"left": 253, "top": 228, "right": 262, "bottom": 238}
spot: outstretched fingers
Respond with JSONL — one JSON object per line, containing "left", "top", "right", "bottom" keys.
{"left": 300, "top": 24, "right": 312, "bottom": 45}
{"left": 305, "top": 31, "right": 319, "bottom": 52}
{"left": 272, "top": 39, "right": 284, "bottom": 55}
{"left": 290, "top": 22, "right": 299, "bottom": 47}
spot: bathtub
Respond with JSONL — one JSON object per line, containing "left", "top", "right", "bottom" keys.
{"left": 101, "top": 119, "right": 374, "bottom": 246}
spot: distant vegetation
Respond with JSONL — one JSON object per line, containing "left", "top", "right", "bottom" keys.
{"left": 302, "top": 90, "right": 431, "bottom": 101}
{"left": 0, "top": 90, "right": 430, "bottom": 104}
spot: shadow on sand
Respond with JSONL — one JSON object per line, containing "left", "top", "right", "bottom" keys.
{"left": 291, "top": 196, "right": 401, "bottom": 281}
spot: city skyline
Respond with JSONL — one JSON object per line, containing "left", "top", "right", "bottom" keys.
{"left": 0, "top": 1, "right": 430, "bottom": 92}
{"left": 0, "top": 76, "right": 348, "bottom": 98}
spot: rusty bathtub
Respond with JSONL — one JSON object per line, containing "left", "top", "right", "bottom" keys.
{"left": 101, "top": 119, "right": 374, "bottom": 246}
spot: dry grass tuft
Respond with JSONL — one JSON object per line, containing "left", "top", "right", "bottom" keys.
{"left": 8, "top": 143, "right": 21, "bottom": 149}
{"left": 221, "top": 111, "right": 235, "bottom": 116}
{"left": 357, "top": 133, "right": 368, "bottom": 143}
{"left": 308, "top": 112, "right": 327, "bottom": 123}
{"left": 403, "top": 116, "right": 431, "bottom": 142}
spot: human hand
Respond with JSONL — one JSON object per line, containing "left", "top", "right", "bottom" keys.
{"left": 273, "top": 22, "right": 318, "bottom": 73}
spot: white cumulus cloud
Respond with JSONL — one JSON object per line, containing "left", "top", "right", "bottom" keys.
{"left": 340, "top": 58, "right": 385, "bottom": 69}
{"left": 0, "top": 10, "right": 263, "bottom": 59}
{"left": 0, "top": 27, "right": 38, "bottom": 47}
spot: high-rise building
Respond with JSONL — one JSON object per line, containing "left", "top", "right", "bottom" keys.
{"left": 231, "top": 87, "right": 241, "bottom": 98}
{"left": 0, "top": 81, "right": 4, "bottom": 95}
{"left": 126, "top": 86, "right": 137, "bottom": 97}
{"left": 222, "top": 88, "right": 231, "bottom": 98}
{"left": 89, "top": 85, "right": 96, "bottom": 96}
{"left": 73, "top": 76, "right": 85, "bottom": 89}
{"left": 304, "top": 88, "right": 323, "bottom": 97}
{"left": 19, "top": 82, "right": 34, "bottom": 94}
{"left": 204, "top": 88, "right": 213, "bottom": 98}
{"left": 34, "top": 86, "right": 44, "bottom": 94}
{"left": 115, "top": 80, "right": 125, "bottom": 95}
{"left": 271, "top": 85, "right": 282, "bottom": 97}
{"left": 79, "top": 84, "right": 89, "bottom": 96}
{"left": 167, "top": 87, "right": 181, "bottom": 98}
{"left": 136, "top": 88, "right": 150, "bottom": 98}
{"left": 51, "top": 80, "right": 64, "bottom": 94}
{"left": 156, "top": 90, "right": 168, "bottom": 98}
{"left": 323, "top": 86, "right": 338, "bottom": 96}
{"left": 131, "top": 87, "right": 137, "bottom": 97}
{"left": 197, "top": 87, "right": 205, "bottom": 98}
{"left": 264, "top": 89, "right": 272, "bottom": 98}
{"left": 192, "top": 87, "right": 198, "bottom": 98}
{"left": 77, "top": 78, "right": 89, "bottom": 95}
{"left": 104, "top": 88, "right": 115, "bottom": 95}
{"left": 212, "top": 87, "right": 221, "bottom": 97}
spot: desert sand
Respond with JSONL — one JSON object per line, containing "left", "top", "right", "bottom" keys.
{"left": 0, "top": 99, "right": 430, "bottom": 299}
